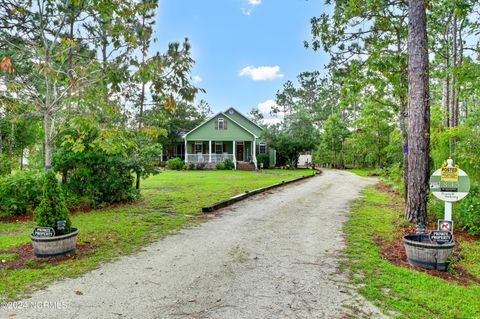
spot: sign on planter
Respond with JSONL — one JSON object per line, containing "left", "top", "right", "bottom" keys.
{"left": 429, "top": 231, "right": 453, "bottom": 244}
{"left": 33, "top": 227, "right": 55, "bottom": 237}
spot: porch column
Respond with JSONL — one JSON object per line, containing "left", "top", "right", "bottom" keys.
{"left": 233, "top": 140, "right": 237, "bottom": 169}
{"left": 184, "top": 139, "right": 188, "bottom": 163}
{"left": 252, "top": 139, "right": 257, "bottom": 169}
{"left": 209, "top": 140, "right": 212, "bottom": 163}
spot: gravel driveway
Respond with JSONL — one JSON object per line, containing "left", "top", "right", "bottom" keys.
{"left": 2, "top": 169, "right": 387, "bottom": 319}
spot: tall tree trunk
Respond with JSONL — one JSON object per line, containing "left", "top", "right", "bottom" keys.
{"left": 405, "top": 0, "right": 430, "bottom": 226}
{"left": 8, "top": 121, "right": 14, "bottom": 173}
{"left": 397, "top": 27, "right": 409, "bottom": 200}
{"left": 44, "top": 110, "right": 52, "bottom": 170}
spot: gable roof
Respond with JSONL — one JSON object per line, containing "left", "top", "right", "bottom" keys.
{"left": 224, "top": 107, "right": 264, "bottom": 131}
{"left": 182, "top": 111, "right": 259, "bottom": 139}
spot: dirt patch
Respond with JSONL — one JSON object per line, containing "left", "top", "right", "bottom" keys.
{"left": 0, "top": 242, "right": 96, "bottom": 270}
{"left": 373, "top": 183, "right": 480, "bottom": 286}
{"left": 0, "top": 214, "right": 33, "bottom": 223}
{"left": 375, "top": 183, "right": 400, "bottom": 195}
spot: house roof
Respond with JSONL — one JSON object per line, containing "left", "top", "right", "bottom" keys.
{"left": 182, "top": 109, "right": 260, "bottom": 139}
{"left": 225, "top": 107, "right": 264, "bottom": 131}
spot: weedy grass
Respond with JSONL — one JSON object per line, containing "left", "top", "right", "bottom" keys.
{"left": 0, "top": 169, "right": 300, "bottom": 301}
{"left": 345, "top": 186, "right": 480, "bottom": 319}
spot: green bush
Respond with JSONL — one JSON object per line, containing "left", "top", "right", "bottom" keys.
{"left": 456, "top": 184, "right": 480, "bottom": 235}
{"left": 55, "top": 149, "right": 139, "bottom": 205}
{"left": 34, "top": 170, "right": 72, "bottom": 235}
{"left": 224, "top": 158, "right": 235, "bottom": 170}
{"left": 166, "top": 157, "right": 185, "bottom": 170}
{"left": 257, "top": 153, "right": 270, "bottom": 169}
{"left": 0, "top": 170, "right": 43, "bottom": 218}
{"left": 215, "top": 162, "right": 225, "bottom": 170}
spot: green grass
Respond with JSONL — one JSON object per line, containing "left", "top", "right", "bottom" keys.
{"left": 0, "top": 169, "right": 301, "bottom": 301}
{"left": 346, "top": 186, "right": 480, "bottom": 319}
{"left": 346, "top": 168, "right": 380, "bottom": 177}
{"left": 258, "top": 168, "right": 317, "bottom": 176}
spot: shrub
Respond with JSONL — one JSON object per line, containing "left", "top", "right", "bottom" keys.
{"left": 257, "top": 153, "right": 270, "bottom": 169}
{"left": 215, "top": 162, "right": 225, "bottom": 170}
{"left": 34, "top": 170, "right": 72, "bottom": 235}
{"left": 224, "top": 158, "right": 235, "bottom": 170}
{"left": 456, "top": 184, "right": 480, "bottom": 236}
{"left": 54, "top": 149, "right": 139, "bottom": 206}
{"left": 195, "top": 163, "right": 206, "bottom": 170}
{"left": 166, "top": 157, "right": 185, "bottom": 170}
{"left": 0, "top": 170, "right": 43, "bottom": 218}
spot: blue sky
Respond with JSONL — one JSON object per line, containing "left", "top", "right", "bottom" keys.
{"left": 153, "top": 0, "right": 329, "bottom": 119}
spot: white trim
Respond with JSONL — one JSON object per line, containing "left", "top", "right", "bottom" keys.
{"left": 182, "top": 111, "right": 224, "bottom": 138}
{"left": 184, "top": 139, "right": 188, "bottom": 163}
{"left": 209, "top": 140, "right": 212, "bottom": 163}
{"left": 233, "top": 140, "right": 237, "bottom": 169}
{"left": 259, "top": 142, "right": 266, "bottom": 154}
{"left": 222, "top": 113, "right": 258, "bottom": 138}
{"left": 183, "top": 111, "right": 258, "bottom": 139}
{"left": 225, "top": 107, "right": 264, "bottom": 130}
{"left": 217, "top": 117, "right": 225, "bottom": 130}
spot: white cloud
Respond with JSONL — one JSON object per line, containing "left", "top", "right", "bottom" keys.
{"left": 256, "top": 99, "right": 284, "bottom": 125}
{"left": 239, "top": 65, "right": 284, "bottom": 81}
{"left": 192, "top": 75, "right": 203, "bottom": 83}
{"left": 241, "top": 0, "right": 261, "bottom": 16}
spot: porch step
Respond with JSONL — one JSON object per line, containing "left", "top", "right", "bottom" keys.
{"left": 236, "top": 162, "right": 256, "bottom": 171}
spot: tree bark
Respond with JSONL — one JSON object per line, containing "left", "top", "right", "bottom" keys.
{"left": 396, "top": 27, "right": 409, "bottom": 201}
{"left": 44, "top": 110, "right": 52, "bottom": 170}
{"left": 405, "top": 0, "right": 430, "bottom": 226}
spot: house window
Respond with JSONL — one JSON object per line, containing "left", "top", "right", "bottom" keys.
{"left": 195, "top": 142, "right": 203, "bottom": 154}
{"left": 215, "top": 142, "right": 223, "bottom": 154}
{"left": 218, "top": 118, "right": 225, "bottom": 130}
{"left": 259, "top": 143, "right": 266, "bottom": 154}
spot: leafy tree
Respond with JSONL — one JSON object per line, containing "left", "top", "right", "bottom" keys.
{"left": 263, "top": 111, "right": 319, "bottom": 167}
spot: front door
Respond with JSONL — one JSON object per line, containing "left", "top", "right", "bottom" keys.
{"left": 236, "top": 143, "right": 244, "bottom": 161}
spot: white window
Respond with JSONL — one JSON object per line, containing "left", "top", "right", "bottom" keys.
{"left": 195, "top": 142, "right": 203, "bottom": 154}
{"left": 215, "top": 142, "right": 223, "bottom": 154}
{"left": 218, "top": 118, "right": 225, "bottom": 130}
{"left": 259, "top": 143, "right": 266, "bottom": 154}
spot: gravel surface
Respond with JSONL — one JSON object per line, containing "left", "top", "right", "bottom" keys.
{"left": 1, "top": 169, "right": 388, "bottom": 319}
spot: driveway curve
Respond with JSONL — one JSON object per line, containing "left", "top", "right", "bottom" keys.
{"left": 2, "top": 169, "right": 387, "bottom": 319}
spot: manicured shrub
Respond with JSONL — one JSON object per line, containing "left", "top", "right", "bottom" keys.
{"left": 456, "top": 184, "right": 480, "bottom": 236}
{"left": 224, "top": 158, "right": 235, "bottom": 170}
{"left": 257, "top": 153, "right": 270, "bottom": 169}
{"left": 166, "top": 157, "right": 185, "bottom": 170}
{"left": 0, "top": 170, "right": 43, "bottom": 218}
{"left": 34, "top": 170, "right": 72, "bottom": 235}
{"left": 215, "top": 162, "right": 225, "bottom": 170}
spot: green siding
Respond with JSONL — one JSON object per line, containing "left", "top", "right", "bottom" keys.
{"left": 186, "top": 114, "right": 254, "bottom": 141}
{"left": 224, "top": 108, "right": 263, "bottom": 137}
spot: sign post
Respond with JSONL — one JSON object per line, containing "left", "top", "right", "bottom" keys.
{"left": 429, "top": 159, "right": 470, "bottom": 224}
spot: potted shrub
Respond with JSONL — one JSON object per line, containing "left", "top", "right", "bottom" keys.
{"left": 31, "top": 170, "right": 79, "bottom": 257}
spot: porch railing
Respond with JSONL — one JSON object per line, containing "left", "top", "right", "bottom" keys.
{"left": 186, "top": 154, "right": 234, "bottom": 163}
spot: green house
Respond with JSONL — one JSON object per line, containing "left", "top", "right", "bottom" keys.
{"left": 181, "top": 107, "right": 276, "bottom": 169}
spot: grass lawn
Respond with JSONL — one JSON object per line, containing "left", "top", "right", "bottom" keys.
{"left": 346, "top": 186, "right": 480, "bottom": 319}
{"left": 258, "top": 168, "right": 317, "bottom": 176}
{"left": 345, "top": 168, "right": 381, "bottom": 177}
{"left": 0, "top": 169, "right": 301, "bottom": 301}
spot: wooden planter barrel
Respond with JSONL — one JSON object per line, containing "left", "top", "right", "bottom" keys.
{"left": 31, "top": 228, "right": 79, "bottom": 258}
{"left": 403, "top": 234, "right": 454, "bottom": 272}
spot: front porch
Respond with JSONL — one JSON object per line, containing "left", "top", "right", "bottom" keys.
{"left": 184, "top": 140, "right": 257, "bottom": 169}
